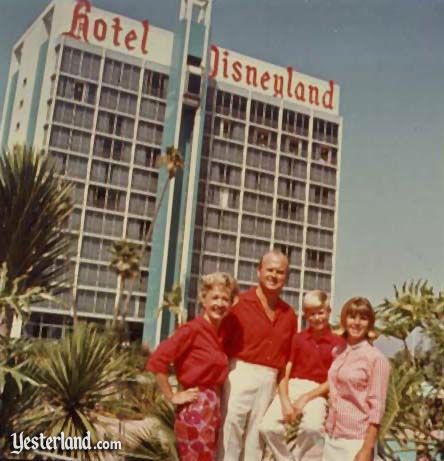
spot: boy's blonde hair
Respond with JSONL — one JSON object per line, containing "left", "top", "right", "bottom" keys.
{"left": 303, "top": 290, "right": 330, "bottom": 310}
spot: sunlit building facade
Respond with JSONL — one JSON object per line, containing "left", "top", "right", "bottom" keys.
{"left": 0, "top": 0, "right": 342, "bottom": 345}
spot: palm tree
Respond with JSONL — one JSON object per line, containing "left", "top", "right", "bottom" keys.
{"left": 376, "top": 281, "right": 444, "bottom": 460}
{"left": 109, "top": 240, "right": 141, "bottom": 327}
{"left": 0, "top": 145, "right": 73, "bottom": 336}
{"left": 14, "top": 323, "right": 136, "bottom": 460}
{"left": 157, "top": 284, "right": 186, "bottom": 328}
{"left": 125, "top": 147, "right": 184, "bottom": 335}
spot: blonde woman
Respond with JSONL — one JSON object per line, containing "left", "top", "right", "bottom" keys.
{"left": 147, "top": 272, "right": 239, "bottom": 461}
{"left": 294, "top": 297, "right": 391, "bottom": 461}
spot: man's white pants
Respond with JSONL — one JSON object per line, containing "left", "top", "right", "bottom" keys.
{"left": 259, "top": 378, "right": 327, "bottom": 461}
{"left": 217, "top": 359, "right": 277, "bottom": 461}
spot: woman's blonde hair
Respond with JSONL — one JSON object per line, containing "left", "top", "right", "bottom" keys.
{"left": 198, "top": 272, "right": 239, "bottom": 304}
{"left": 338, "top": 296, "right": 378, "bottom": 341}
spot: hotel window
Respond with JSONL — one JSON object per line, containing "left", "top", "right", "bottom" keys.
{"left": 274, "top": 221, "right": 303, "bottom": 243}
{"left": 142, "top": 69, "right": 169, "bottom": 99}
{"left": 280, "top": 135, "right": 308, "bottom": 158}
{"left": 202, "top": 255, "right": 235, "bottom": 274}
{"left": 248, "top": 126, "right": 277, "bottom": 149}
{"left": 209, "top": 162, "right": 241, "bottom": 187}
{"left": 307, "top": 206, "right": 334, "bottom": 229}
{"left": 244, "top": 170, "right": 274, "bottom": 194}
{"left": 313, "top": 118, "right": 338, "bottom": 145}
{"left": 72, "top": 183, "right": 85, "bottom": 205}
{"left": 250, "top": 100, "right": 279, "bottom": 128}
{"left": 237, "top": 260, "right": 257, "bottom": 282}
{"left": 312, "top": 143, "right": 337, "bottom": 166}
{"left": 304, "top": 271, "right": 331, "bottom": 292}
{"left": 242, "top": 192, "right": 273, "bottom": 216}
{"left": 207, "top": 185, "right": 239, "bottom": 210}
{"left": 274, "top": 243, "right": 302, "bottom": 267}
{"left": 57, "top": 76, "right": 97, "bottom": 104}
{"left": 246, "top": 148, "right": 276, "bottom": 172}
{"left": 306, "top": 249, "right": 332, "bottom": 271}
{"left": 239, "top": 238, "right": 269, "bottom": 260}
{"left": 132, "top": 169, "right": 158, "bottom": 193}
{"left": 205, "top": 209, "right": 238, "bottom": 232}
{"left": 214, "top": 117, "right": 245, "bottom": 142}
{"left": 61, "top": 47, "right": 81, "bottom": 76}
{"left": 103, "top": 59, "right": 140, "bottom": 92}
{"left": 307, "top": 227, "right": 334, "bottom": 250}
{"left": 204, "top": 232, "right": 236, "bottom": 255}
{"left": 282, "top": 290, "right": 299, "bottom": 309}
{"left": 215, "top": 91, "right": 247, "bottom": 120}
{"left": 80, "top": 51, "right": 101, "bottom": 81}
{"left": 137, "top": 121, "right": 163, "bottom": 145}
{"left": 84, "top": 211, "right": 123, "bottom": 237}
{"left": 63, "top": 207, "right": 82, "bottom": 232}
{"left": 134, "top": 145, "right": 161, "bottom": 168}
{"left": 282, "top": 109, "right": 309, "bottom": 136}
{"left": 127, "top": 218, "right": 151, "bottom": 241}
{"left": 54, "top": 101, "right": 94, "bottom": 129}
{"left": 309, "top": 185, "right": 335, "bottom": 207}
{"left": 140, "top": 98, "right": 166, "bottom": 121}
{"left": 310, "top": 164, "right": 336, "bottom": 186}
{"left": 241, "top": 215, "right": 271, "bottom": 238}
{"left": 279, "top": 155, "right": 307, "bottom": 179}
{"left": 49, "top": 126, "right": 91, "bottom": 154}
{"left": 276, "top": 199, "right": 304, "bottom": 222}
{"left": 93, "top": 136, "right": 131, "bottom": 163}
{"left": 90, "top": 161, "right": 129, "bottom": 188}
{"left": 129, "top": 192, "right": 157, "bottom": 217}
{"left": 211, "top": 140, "right": 243, "bottom": 165}
{"left": 94, "top": 292, "right": 116, "bottom": 315}
{"left": 277, "top": 178, "right": 305, "bottom": 201}
{"left": 87, "top": 186, "right": 125, "bottom": 212}
{"left": 97, "top": 112, "right": 135, "bottom": 139}
{"left": 81, "top": 236, "right": 112, "bottom": 262}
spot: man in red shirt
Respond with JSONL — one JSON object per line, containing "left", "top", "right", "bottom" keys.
{"left": 217, "top": 250, "right": 297, "bottom": 461}
{"left": 259, "top": 290, "right": 344, "bottom": 461}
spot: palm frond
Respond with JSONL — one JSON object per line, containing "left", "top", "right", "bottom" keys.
{"left": 0, "top": 145, "right": 73, "bottom": 291}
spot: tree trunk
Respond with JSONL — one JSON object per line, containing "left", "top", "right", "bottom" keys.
{"left": 112, "top": 276, "right": 124, "bottom": 327}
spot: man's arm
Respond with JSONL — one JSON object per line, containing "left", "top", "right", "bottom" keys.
{"left": 277, "top": 361, "right": 296, "bottom": 423}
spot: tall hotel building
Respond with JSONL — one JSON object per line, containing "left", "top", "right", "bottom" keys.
{"left": 0, "top": 0, "right": 342, "bottom": 345}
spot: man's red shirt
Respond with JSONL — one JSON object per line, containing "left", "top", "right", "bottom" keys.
{"left": 220, "top": 287, "right": 297, "bottom": 370}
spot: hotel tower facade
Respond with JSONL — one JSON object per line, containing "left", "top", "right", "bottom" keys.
{"left": 0, "top": 0, "right": 342, "bottom": 346}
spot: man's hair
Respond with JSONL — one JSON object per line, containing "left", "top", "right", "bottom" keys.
{"left": 303, "top": 290, "right": 330, "bottom": 310}
{"left": 257, "top": 249, "right": 289, "bottom": 269}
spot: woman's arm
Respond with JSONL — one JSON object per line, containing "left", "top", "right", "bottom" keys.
{"left": 292, "top": 381, "right": 329, "bottom": 415}
{"left": 155, "top": 372, "right": 199, "bottom": 405}
{"left": 354, "top": 424, "right": 379, "bottom": 461}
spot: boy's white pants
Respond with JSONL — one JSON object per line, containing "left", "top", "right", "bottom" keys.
{"left": 217, "top": 359, "right": 278, "bottom": 461}
{"left": 259, "top": 378, "right": 327, "bottom": 461}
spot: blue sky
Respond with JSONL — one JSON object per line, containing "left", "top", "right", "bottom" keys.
{"left": 1, "top": 0, "right": 443, "bottom": 336}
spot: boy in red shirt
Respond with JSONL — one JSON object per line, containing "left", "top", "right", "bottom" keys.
{"left": 259, "top": 290, "right": 344, "bottom": 461}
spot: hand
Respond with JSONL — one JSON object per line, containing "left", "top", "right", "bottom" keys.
{"left": 354, "top": 447, "right": 373, "bottom": 461}
{"left": 170, "top": 387, "right": 199, "bottom": 405}
{"left": 292, "top": 394, "right": 310, "bottom": 416}
{"left": 281, "top": 397, "right": 297, "bottom": 423}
